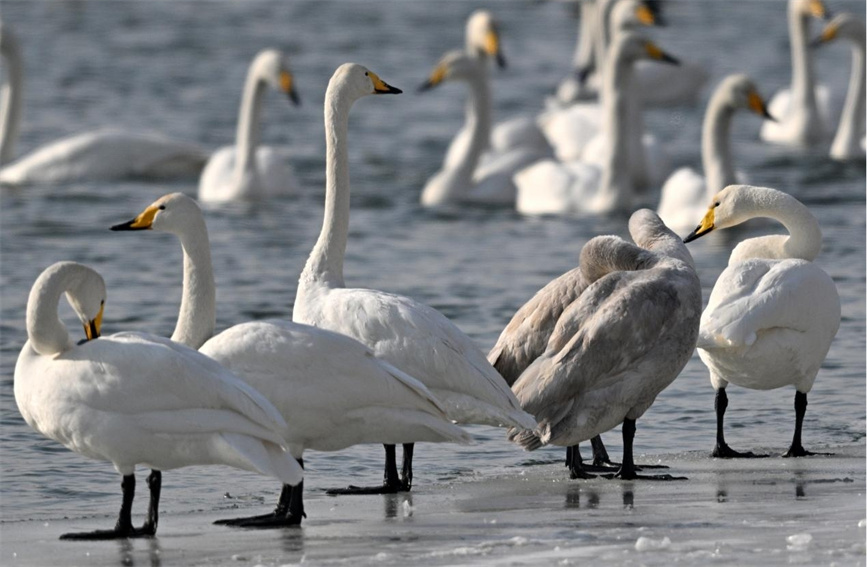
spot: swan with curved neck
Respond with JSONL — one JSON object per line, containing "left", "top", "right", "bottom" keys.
{"left": 295, "top": 63, "right": 536, "bottom": 494}
{"left": 657, "top": 75, "right": 774, "bottom": 230}
{"left": 555, "top": 0, "right": 599, "bottom": 104}
{"left": 684, "top": 185, "right": 840, "bottom": 458}
{"left": 0, "top": 24, "right": 207, "bottom": 185}
{"left": 516, "top": 33, "right": 678, "bottom": 215}
{"left": 813, "top": 14, "right": 866, "bottom": 160}
{"left": 110, "top": 191, "right": 470, "bottom": 526}
{"left": 198, "top": 49, "right": 300, "bottom": 203}
{"left": 760, "top": 0, "right": 830, "bottom": 146}
{"left": 508, "top": 209, "right": 701, "bottom": 479}
{"left": 15, "top": 261, "right": 301, "bottom": 539}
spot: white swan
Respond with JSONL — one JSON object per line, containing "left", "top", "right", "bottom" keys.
{"left": 508, "top": 210, "right": 701, "bottom": 479}
{"left": 14, "top": 261, "right": 301, "bottom": 539}
{"left": 515, "top": 33, "right": 678, "bottom": 215}
{"left": 812, "top": 14, "right": 866, "bottom": 160}
{"left": 198, "top": 49, "right": 301, "bottom": 203}
{"left": 760, "top": 0, "right": 833, "bottom": 147}
{"left": 110, "top": 192, "right": 470, "bottom": 527}
{"left": 295, "top": 63, "right": 537, "bottom": 493}
{"left": 555, "top": 0, "right": 600, "bottom": 104}
{"left": 657, "top": 75, "right": 774, "bottom": 231}
{"left": 683, "top": 185, "right": 841, "bottom": 458}
{"left": 0, "top": 24, "right": 207, "bottom": 185}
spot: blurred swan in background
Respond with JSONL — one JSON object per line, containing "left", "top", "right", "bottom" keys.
{"left": 554, "top": 0, "right": 599, "bottom": 104}
{"left": 198, "top": 49, "right": 301, "bottom": 203}
{"left": 657, "top": 75, "right": 774, "bottom": 231}
{"left": 812, "top": 14, "right": 866, "bottom": 161}
{"left": 683, "top": 185, "right": 840, "bottom": 458}
{"left": 14, "top": 261, "right": 301, "bottom": 539}
{"left": 760, "top": 0, "right": 833, "bottom": 147}
{"left": 508, "top": 210, "right": 701, "bottom": 480}
{"left": 295, "top": 63, "right": 536, "bottom": 493}
{"left": 110, "top": 192, "right": 470, "bottom": 528}
{"left": 0, "top": 24, "right": 207, "bottom": 186}
{"left": 515, "top": 33, "right": 678, "bottom": 215}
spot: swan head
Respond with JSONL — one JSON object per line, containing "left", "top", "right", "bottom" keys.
{"left": 110, "top": 192, "right": 202, "bottom": 235}
{"left": 811, "top": 13, "right": 864, "bottom": 46}
{"left": 327, "top": 63, "right": 402, "bottom": 102}
{"left": 466, "top": 10, "right": 506, "bottom": 68}
{"left": 793, "top": 0, "right": 828, "bottom": 20}
{"left": 718, "top": 74, "right": 774, "bottom": 121}
{"left": 418, "top": 51, "right": 480, "bottom": 92}
{"left": 29, "top": 262, "right": 105, "bottom": 351}
{"left": 614, "top": 32, "right": 679, "bottom": 66}
{"left": 253, "top": 49, "right": 300, "bottom": 106}
{"left": 611, "top": 0, "right": 659, "bottom": 32}
{"left": 684, "top": 184, "right": 779, "bottom": 243}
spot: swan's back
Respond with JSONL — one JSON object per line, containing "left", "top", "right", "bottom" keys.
{"left": 198, "top": 145, "right": 298, "bottom": 203}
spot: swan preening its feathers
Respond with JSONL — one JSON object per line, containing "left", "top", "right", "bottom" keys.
{"left": 14, "top": 262, "right": 301, "bottom": 539}
{"left": 111, "top": 189, "right": 468, "bottom": 527}
{"left": 198, "top": 49, "right": 302, "bottom": 203}
{"left": 683, "top": 185, "right": 840, "bottom": 458}
{"left": 505, "top": 210, "right": 701, "bottom": 479}
{"left": 0, "top": 24, "right": 207, "bottom": 186}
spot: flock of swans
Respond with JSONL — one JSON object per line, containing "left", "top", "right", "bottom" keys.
{"left": 6, "top": 0, "right": 860, "bottom": 541}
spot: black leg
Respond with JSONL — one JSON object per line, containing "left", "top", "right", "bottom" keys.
{"left": 326, "top": 445, "right": 407, "bottom": 495}
{"left": 566, "top": 444, "right": 596, "bottom": 479}
{"left": 784, "top": 392, "right": 832, "bottom": 458}
{"left": 216, "top": 458, "right": 305, "bottom": 528}
{"left": 606, "top": 419, "right": 686, "bottom": 481}
{"left": 590, "top": 436, "right": 612, "bottom": 467}
{"left": 61, "top": 474, "right": 154, "bottom": 540}
{"left": 400, "top": 444, "right": 414, "bottom": 491}
{"left": 712, "top": 389, "right": 768, "bottom": 458}
{"left": 140, "top": 470, "right": 161, "bottom": 536}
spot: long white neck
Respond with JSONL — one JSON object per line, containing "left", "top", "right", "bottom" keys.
{"left": 788, "top": 1, "right": 818, "bottom": 111}
{"left": 702, "top": 90, "right": 737, "bottom": 198}
{"left": 0, "top": 31, "right": 23, "bottom": 167}
{"left": 593, "top": 0, "right": 617, "bottom": 78}
{"left": 831, "top": 28, "right": 866, "bottom": 160}
{"left": 729, "top": 189, "right": 823, "bottom": 264}
{"left": 596, "top": 42, "right": 635, "bottom": 212}
{"left": 234, "top": 60, "right": 268, "bottom": 181}
{"left": 300, "top": 86, "right": 354, "bottom": 288}
{"left": 170, "top": 215, "right": 216, "bottom": 349}
{"left": 26, "top": 263, "right": 82, "bottom": 357}
{"left": 572, "top": 0, "right": 597, "bottom": 70}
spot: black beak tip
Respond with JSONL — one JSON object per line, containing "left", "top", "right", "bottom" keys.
{"left": 763, "top": 109, "right": 777, "bottom": 122}
{"left": 683, "top": 228, "right": 701, "bottom": 243}
{"left": 576, "top": 66, "right": 592, "bottom": 85}
{"left": 289, "top": 90, "right": 301, "bottom": 106}
{"left": 417, "top": 81, "right": 434, "bottom": 93}
{"left": 387, "top": 85, "right": 403, "bottom": 95}
{"left": 496, "top": 52, "right": 507, "bottom": 69}
{"left": 662, "top": 53, "right": 680, "bottom": 66}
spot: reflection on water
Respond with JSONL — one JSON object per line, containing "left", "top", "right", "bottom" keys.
{"left": 384, "top": 493, "right": 413, "bottom": 520}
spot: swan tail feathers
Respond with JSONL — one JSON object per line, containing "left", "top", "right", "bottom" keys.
{"left": 219, "top": 433, "right": 303, "bottom": 486}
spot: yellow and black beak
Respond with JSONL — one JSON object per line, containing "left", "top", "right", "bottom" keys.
{"left": 110, "top": 204, "right": 160, "bottom": 231}
{"left": 683, "top": 206, "right": 716, "bottom": 243}
{"left": 280, "top": 70, "right": 301, "bottom": 106}
{"left": 485, "top": 28, "right": 507, "bottom": 69}
{"left": 810, "top": 20, "right": 839, "bottom": 48}
{"left": 83, "top": 302, "right": 104, "bottom": 342}
{"left": 646, "top": 42, "right": 680, "bottom": 65}
{"left": 418, "top": 63, "right": 447, "bottom": 93}
{"left": 809, "top": 0, "right": 829, "bottom": 20}
{"left": 748, "top": 90, "right": 775, "bottom": 121}
{"left": 636, "top": 4, "right": 658, "bottom": 26}
{"left": 369, "top": 71, "right": 402, "bottom": 95}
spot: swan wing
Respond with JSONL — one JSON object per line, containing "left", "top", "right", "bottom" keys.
{"left": 656, "top": 167, "right": 707, "bottom": 230}
{"left": 514, "top": 159, "right": 601, "bottom": 215}
{"left": 491, "top": 116, "right": 551, "bottom": 155}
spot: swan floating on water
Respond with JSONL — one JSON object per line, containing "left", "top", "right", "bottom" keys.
{"left": 515, "top": 32, "right": 678, "bottom": 215}
{"left": 0, "top": 24, "right": 207, "bottom": 186}
{"left": 811, "top": 14, "right": 866, "bottom": 161}
{"left": 294, "top": 63, "right": 536, "bottom": 494}
{"left": 657, "top": 74, "right": 774, "bottom": 231}
{"left": 110, "top": 192, "right": 470, "bottom": 528}
{"left": 14, "top": 262, "right": 301, "bottom": 539}
{"left": 683, "top": 185, "right": 841, "bottom": 458}
{"left": 508, "top": 210, "right": 701, "bottom": 480}
{"left": 198, "top": 49, "right": 301, "bottom": 203}
{"left": 760, "top": 0, "right": 834, "bottom": 147}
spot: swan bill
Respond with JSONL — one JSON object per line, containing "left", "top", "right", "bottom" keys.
{"left": 484, "top": 28, "right": 507, "bottom": 69}
{"left": 369, "top": 71, "right": 402, "bottom": 95}
{"left": 748, "top": 91, "right": 775, "bottom": 121}
{"left": 110, "top": 205, "right": 159, "bottom": 231}
{"left": 83, "top": 303, "right": 103, "bottom": 341}
{"left": 808, "top": 0, "right": 828, "bottom": 20}
{"left": 635, "top": 4, "right": 656, "bottom": 26}
{"left": 645, "top": 42, "right": 679, "bottom": 65}
{"left": 280, "top": 71, "right": 301, "bottom": 106}
{"left": 418, "top": 64, "right": 447, "bottom": 92}
{"left": 683, "top": 207, "right": 715, "bottom": 243}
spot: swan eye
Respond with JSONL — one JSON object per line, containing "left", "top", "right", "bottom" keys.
{"left": 158, "top": 205, "right": 166, "bottom": 210}
{"left": 364, "top": 72, "right": 369, "bottom": 77}
{"left": 713, "top": 202, "right": 720, "bottom": 208}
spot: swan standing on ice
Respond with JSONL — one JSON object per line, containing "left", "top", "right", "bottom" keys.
{"left": 509, "top": 210, "right": 701, "bottom": 480}
{"left": 515, "top": 33, "right": 679, "bottom": 215}
{"left": 760, "top": 0, "right": 832, "bottom": 147}
{"left": 198, "top": 49, "right": 301, "bottom": 203}
{"left": 657, "top": 75, "right": 774, "bottom": 231}
{"left": 683, "top": 185, "right": 840, "bottom": 458}
{"left": 0, "top": 24, "right": 207, "bottom": 186}
{"left": 294, "top": 63, "right": 536, "bottom": 494}
{"left": 110, "top": 193, "right": 470, "bottom": 527}
{"left": 811, "top": 14, "right": 866, "bottom": 161}
{"left": 14, "top": 262, "right": 301, "bottom": 539}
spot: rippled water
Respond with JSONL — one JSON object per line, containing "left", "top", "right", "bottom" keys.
{"left": 1, "top": 0, "right": 864, "bottom": 533}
